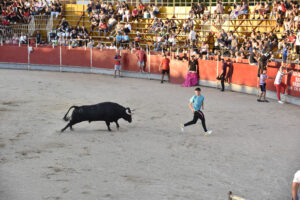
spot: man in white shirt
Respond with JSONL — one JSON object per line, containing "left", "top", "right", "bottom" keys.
{"left": 188, "top": 29, "right": 196, "bottom": 42}
{"left": 274, "top": 65, "right": 293, "bottom": 104}
{"left": 296, "top": 31, "right": 300, "bottom": 55}
{"left": 292, "top": 170, "right": 300, "bottom": 200}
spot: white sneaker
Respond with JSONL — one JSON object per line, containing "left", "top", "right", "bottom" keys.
{"left": 180, "top": 123, "right": 184, "bottom": 132}
{"left": 278, "top": 100, "right": 284, "bottom": 104}
{"left": 205, "top": 130, "right": 212, "bottom": 136}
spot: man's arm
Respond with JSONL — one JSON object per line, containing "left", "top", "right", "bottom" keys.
{"left": 188, "top": 102, "right": 194, "bottom": 113}
{"left": 202, "top": 100, "right": 204, "bottom": 110}
{"left": 292, "top": 182, "right": 299, "bottom": 200}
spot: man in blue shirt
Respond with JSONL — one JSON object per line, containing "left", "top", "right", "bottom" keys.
{"left": 180, "top": 87, "right": 212, "bottom": 136}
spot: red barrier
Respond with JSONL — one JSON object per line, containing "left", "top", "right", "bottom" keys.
{"left": 0, "top": 45, "right": 299, "bottom": 98}
{"left": 61, "top": 47, "right": 90, "bottom": 67}
{"left": 92, "top": 49, "right": 115, "bottom": 69}
{"left": 0, "top": 45, "right": 27, "bottom": 63}
{"left": 30, "top": 46, "right": 60, "bottom": 66}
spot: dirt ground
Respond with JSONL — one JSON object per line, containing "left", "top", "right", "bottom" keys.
{"left": 0, "top": 69, "right": 299, "bottom": 200}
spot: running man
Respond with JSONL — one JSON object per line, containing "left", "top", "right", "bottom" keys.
{"left": 180, "top": 87, "right": 212, "bottom": 136}
{"left": 159, "top": 54, "right": 170, "bottom": 83}
{"left": 274, "top": 65, "right": 293, "bottom": 104}
{"left": 114, "top": 51, "right": 122, "bottom": 78}
{"left": 257, "top": 69, "right": 274, "bottom": 102}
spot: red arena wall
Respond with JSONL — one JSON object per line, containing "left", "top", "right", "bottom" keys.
{"left": 0, "top": 45, "right": 299, "bottom": 98}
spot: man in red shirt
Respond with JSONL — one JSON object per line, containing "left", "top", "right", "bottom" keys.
{"left": 136, "top": 47, "right": 146, "bottom": 73}
{"left": 114, "top": 51, "right": 122, "bottom": 78}
{"left": 159, "top": 54, "right": 170, "bottom": 83}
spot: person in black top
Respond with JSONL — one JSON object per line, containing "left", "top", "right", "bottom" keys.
{"left": 257, "top": 48, "right": 272, "bottom": 77}
{"left": 182, "top": 52, "right": 199, "bottom": 87}
{"left": 220, "top": 59, "right": 227, "bottom": 91}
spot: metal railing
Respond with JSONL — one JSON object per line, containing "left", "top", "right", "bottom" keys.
{"left": 60, "top": 0, "right": 270, "bottom": 6}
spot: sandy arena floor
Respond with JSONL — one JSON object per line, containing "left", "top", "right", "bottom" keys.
{"left": 0, "top": 69, "right": 299, "bottom": 200}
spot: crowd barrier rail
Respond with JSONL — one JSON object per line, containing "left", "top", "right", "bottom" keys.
{"left": 0, "top": 44, "right": 300, "bottom": 105}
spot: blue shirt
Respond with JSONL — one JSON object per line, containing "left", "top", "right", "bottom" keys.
{"left": 122, "top": 35, "right": 129, "bottom": 41}
{"left": 116, "top": 35, "right": 122, "bottom": 41}
{"left": 190, "top": 95, "right": 204, "bottom": 111}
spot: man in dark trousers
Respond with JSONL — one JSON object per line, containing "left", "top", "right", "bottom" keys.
{"left": 180, "top": 87, "right": 212, "bottom": 136}
{"left": 220, "top": 59, "right": 227, "bottom": 92}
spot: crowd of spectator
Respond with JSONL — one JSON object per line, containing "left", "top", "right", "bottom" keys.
{"left": 0, "top": 0, "right": 62, "bottom": 26}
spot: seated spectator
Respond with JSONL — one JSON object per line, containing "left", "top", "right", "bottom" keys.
{"left": 138, "top": 1, "right": 146, "bottom": 15}
{"left": 167, "top": 33, "right": 176, "bottom": 49}
{"left": 86, "top": 0, "right": 94, "bottom": 17}
{"left": 252, "top": 2, "right": 261, "bottom": 19}
{"left": 134, "top": 31, "right": 142, "bottom": 47}
{"left": 151, "top": 4, "right": 159, "bottom": 18}
{"left": 132, "top": 7, "right": 139, "bottom": 22}
{"left": 116, "top": 7, "right": 124, "bottom": 21}
{"left": 143, "top": 9, "right": 150, "bottom": 19}
{"left": 114, "top": 32, "right": 122, "bottom": 47}
{"left": 12, "top": 33, "right": 19, "bottom": 44}
{"left": 4, "top": 36, "right": 12, "bottom": 44}
{"left": 99, "top": 21, "right": 108, "bottom": 37}
{"left": 107, "top": 16, "right": 117, "bottom": 32}
{"left": 121, "top": 32, "right": 130, "bottom": 48}
{"left": 122, "top": 7, "right": 130, "bottom": 22}
{"left": 154, "top": 34, "right": 164, "bottom": 51}
{"left": 19, "top": 33, "right": 27, "bottom": 44}
{"left": 90, "top": 17, "right": 98, "bottom": 32}
{"left": 188, "top": 28, "right": 197, "bottom": 43}
{"left": 87, "top": 36, "right": 94, "bottom": 48}
{"left": 257, "top": 2, "right": 270, "bottom": 19}
{"left": 200, "top": 41, "right": 209, "bottom": 59}
{"left": 107, "top": 4, "right": 115, "bottom": 18}
{"left": 123, "top": 22, "right": 131, "bottom": 34}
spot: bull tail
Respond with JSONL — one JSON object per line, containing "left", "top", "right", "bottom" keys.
{"left": 63, "top": 106, "right": 78, "bottom": 121}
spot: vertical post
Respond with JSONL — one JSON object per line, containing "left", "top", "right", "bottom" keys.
{"left": 90, "top": 47, "right": 93, "bottom": 72}
{"left": 148, "top": 46, "right": 151, "bottom": 75}
{"left": 216, "top": 54, "right": 219, "bottom": 89}
{"left": 27, "top": 43, "right": 30, "bottom": 70}
{"left": 59, "top": 45, "right": 62, "bottom": 72}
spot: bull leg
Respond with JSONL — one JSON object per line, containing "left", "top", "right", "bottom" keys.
{"left": 115, "top": 121, "right": 120, "bottom": 130}
{"left": 105, "top": 121, "right": 111, "bottom": 131}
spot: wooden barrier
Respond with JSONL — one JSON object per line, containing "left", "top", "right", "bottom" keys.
{"left": 0, "top": 45, "right": 299, "bottom": 99}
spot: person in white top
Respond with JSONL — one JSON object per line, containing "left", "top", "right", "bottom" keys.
{"left": 292, "top": 170, "right": 300, "bottom": 200}
{"left": 188, "top": 29, "right": 196, "bottom": 42}
{"left": 274, "top": 65, "right": 293, "bottom": 104}
{"left": 296, "top": 31, "right": 300, "bottom": 56}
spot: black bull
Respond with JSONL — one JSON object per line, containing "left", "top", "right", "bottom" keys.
{"left": 61, "top": 102, "right": 132, "bottom": 132}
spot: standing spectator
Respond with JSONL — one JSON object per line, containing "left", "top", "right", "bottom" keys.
{"left": 219, "top": 59, "right": 227, "bottom": 92}
{"left": 182, "top": 52, "right": 199, "bottom": 87}
{"left": 159, "top": 54, "right": 170, "bottom": 83}
{"left": 274, "top": 65, "right": 293, "bottom": 104}
{"left": 36, "top": 31, "right": 41, "bottom": 44}
{"left": 134, "top": 31, "right": 142, "bottom": 47}
{"left": 216, "top": 1, "right": 224, "bottom": 15}
{"left": 296, "top": 30, "right": 300, "bottom": 57}
{"left": 136, "top": 47, "right": 146, "bottom": 73}
{"left": 292, "top": 170, "right": 300, "bottom": 200}
{"left": 114, "top": 51, "right": 122, "bottom": 78}
{"left": 257, "top": 69, "right": 274, "bottom": 102}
